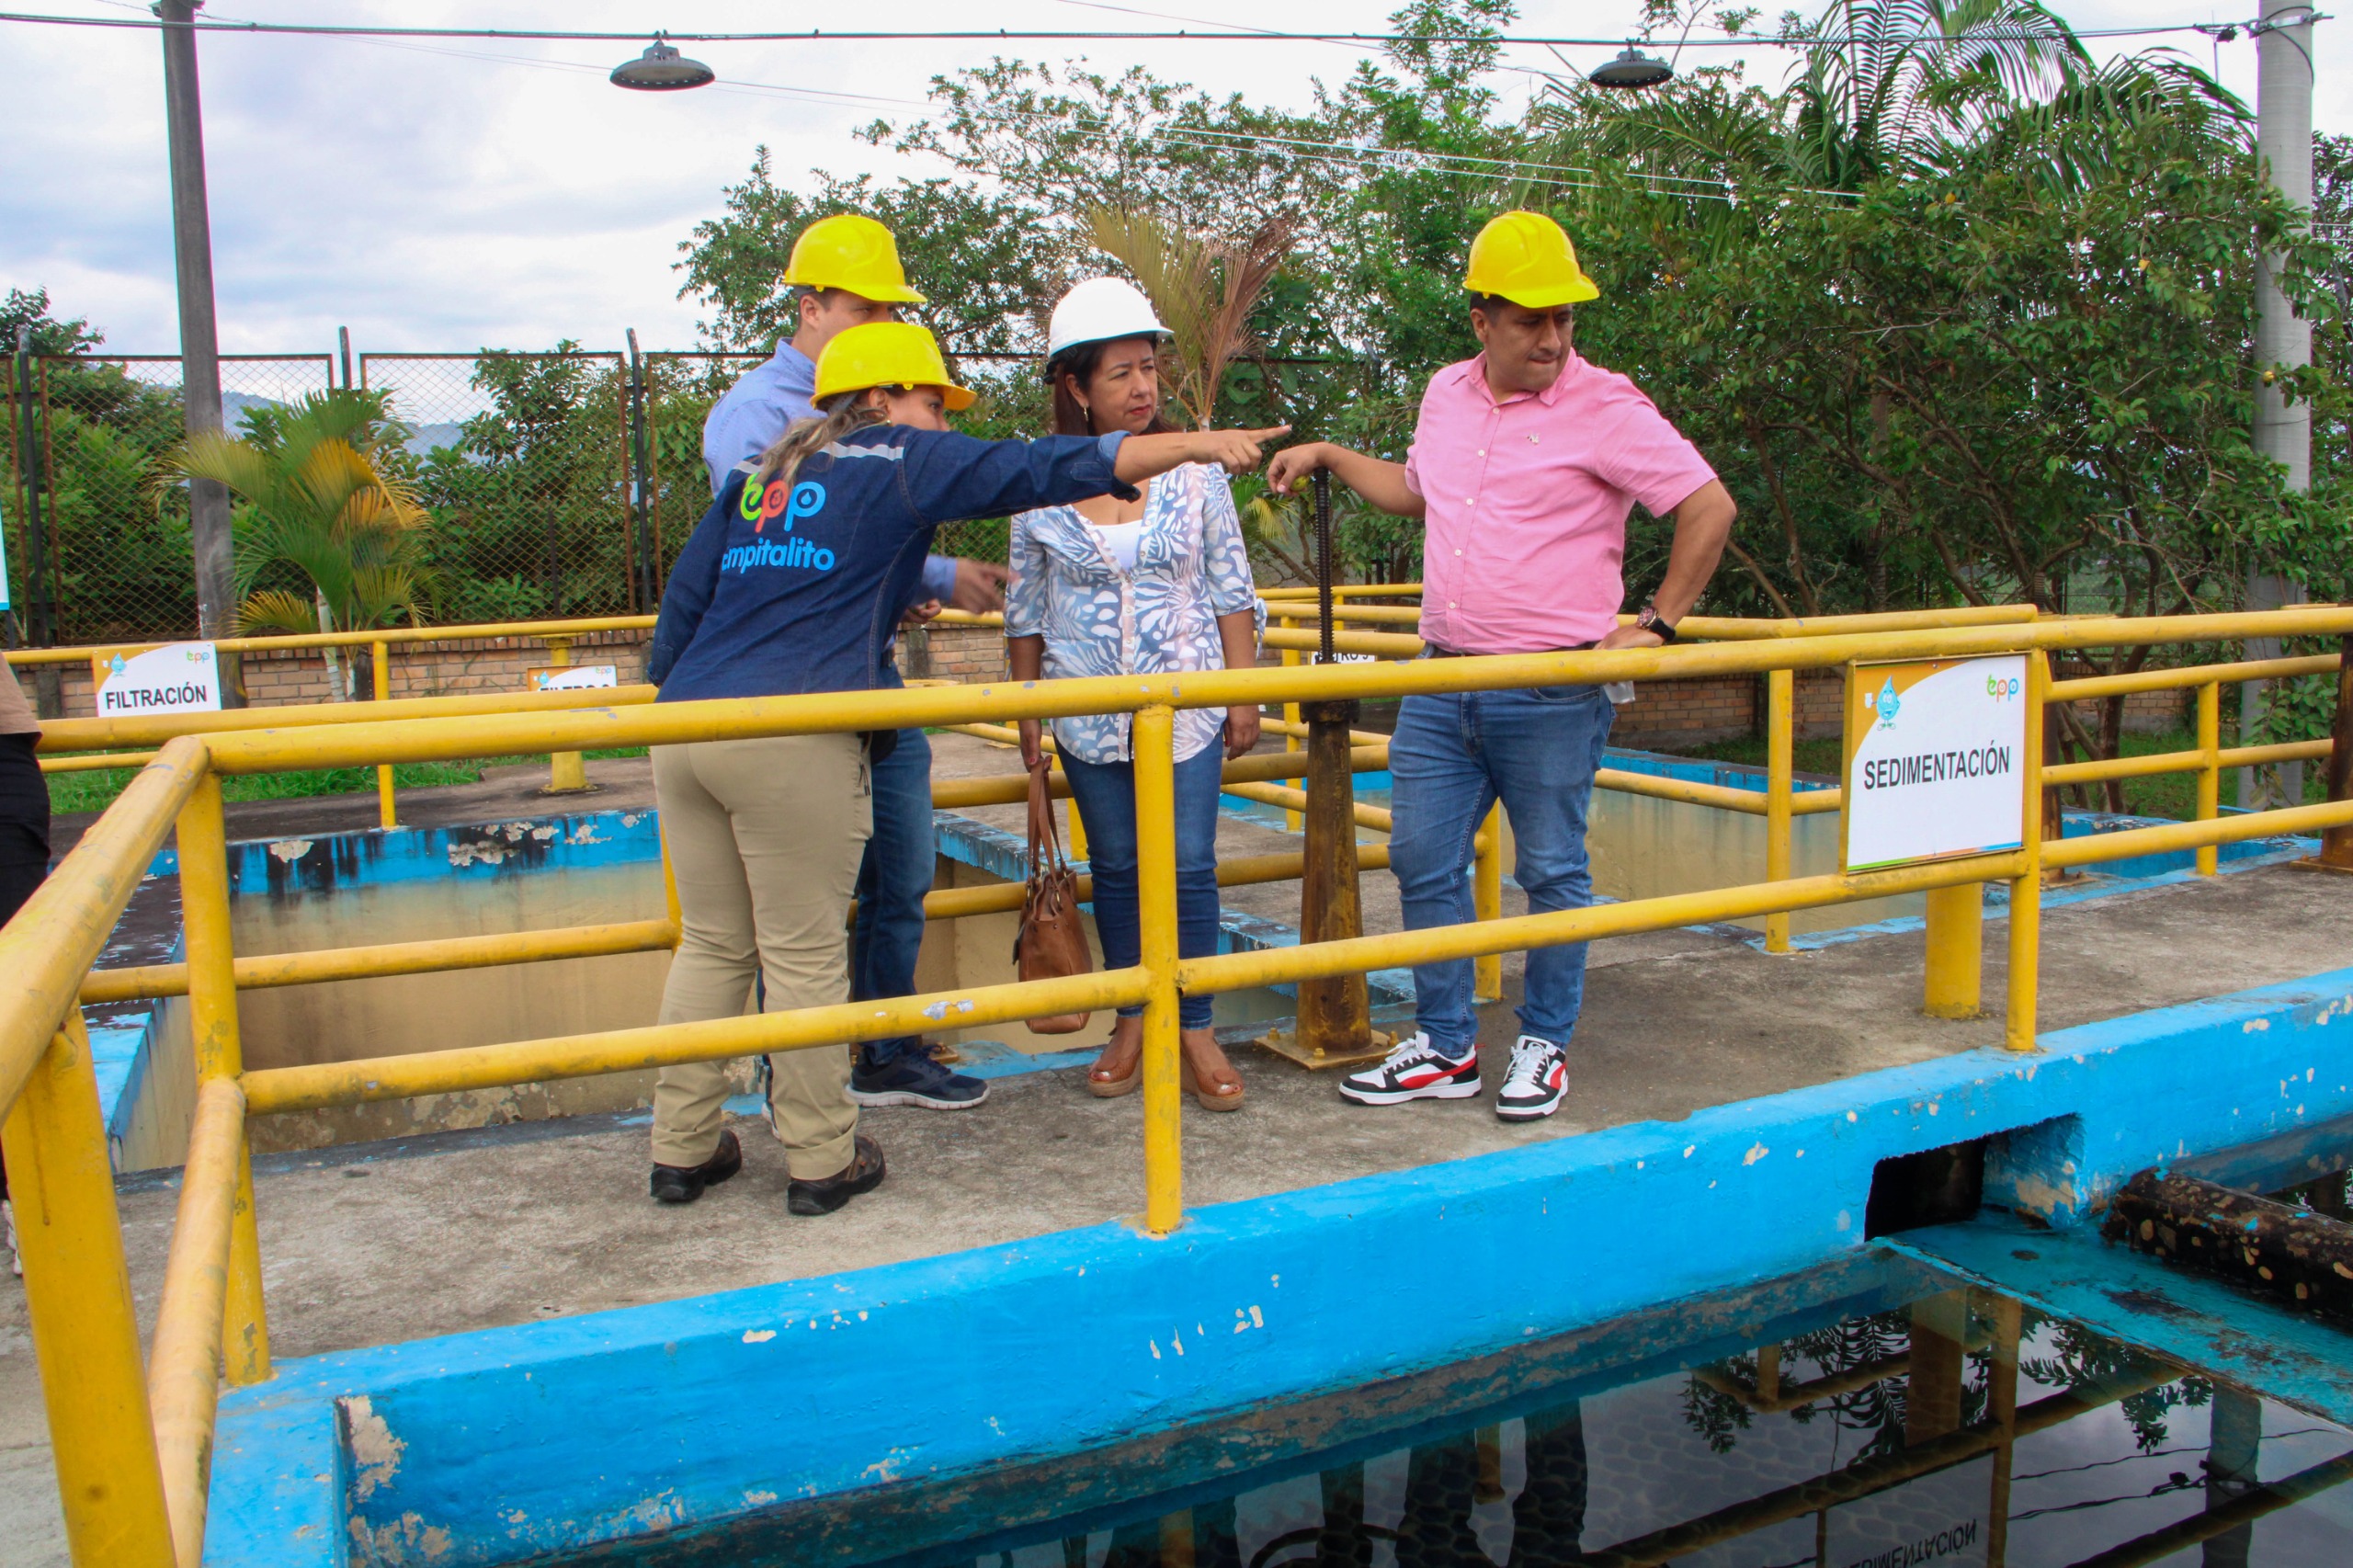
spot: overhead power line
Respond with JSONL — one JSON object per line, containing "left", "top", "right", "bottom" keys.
{"left": 0, "top": 8, "right": 2252, "bottom": 50}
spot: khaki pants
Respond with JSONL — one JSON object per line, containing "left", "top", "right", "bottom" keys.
{"left": 649, "top": 733, "right": 870, "bottom": 1179}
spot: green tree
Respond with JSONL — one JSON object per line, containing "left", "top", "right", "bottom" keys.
{"left": 160, "top": 390, "right": 433, "bottom": 698}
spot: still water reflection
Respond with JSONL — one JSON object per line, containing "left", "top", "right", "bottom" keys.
{"left": 905, "top": 1290, "right": 2352, "bottom": 1568}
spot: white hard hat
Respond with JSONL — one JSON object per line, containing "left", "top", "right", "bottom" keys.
{"left": 1047, "top": 277, "right": 1170, "bottom": 360}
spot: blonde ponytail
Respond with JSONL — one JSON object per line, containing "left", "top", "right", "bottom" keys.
{"left": 754, "top": 391, "right": 882, "bottom": 494}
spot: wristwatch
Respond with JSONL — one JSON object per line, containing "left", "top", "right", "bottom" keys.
{"left": 1635, "top": 605, "right": 1678, "bottom": 643}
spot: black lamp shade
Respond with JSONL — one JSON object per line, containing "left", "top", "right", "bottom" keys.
{"left": 612, "top": 39, "right": 715, "bottom": 91}
{"left": 1589, "top": 46, "right": 1674, "bottom": 89}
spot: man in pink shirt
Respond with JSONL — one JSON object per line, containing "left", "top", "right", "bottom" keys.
{"left": 1266, "top": 210, "right": 1735, "bottom": 1122}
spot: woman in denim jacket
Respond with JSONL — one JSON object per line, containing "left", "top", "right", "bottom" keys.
{"left": 1009, "top": 280, "right": 1266, "bottom": 1111}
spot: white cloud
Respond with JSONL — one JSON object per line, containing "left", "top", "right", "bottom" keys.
{"left": 2, "top": 1, "right": 2339, "bottom": 358}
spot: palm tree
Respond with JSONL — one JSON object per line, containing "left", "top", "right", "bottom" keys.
{"left": 157, "top": 390, "right": 435, "bottom": 699}
{"left": 1083, "top": 207, "right": 1297, "bottom": 427}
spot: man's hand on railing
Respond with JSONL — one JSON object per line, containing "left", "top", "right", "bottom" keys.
{"left": 900, "top": 599, "right": 944, "bottom": 629}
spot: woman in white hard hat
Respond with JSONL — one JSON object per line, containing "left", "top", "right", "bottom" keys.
{"left": 647, "top": 319, "right": 1286, "bottom": 1213}
{"left": 1008, "top": 278, "right": 1265, "bottom": 1110}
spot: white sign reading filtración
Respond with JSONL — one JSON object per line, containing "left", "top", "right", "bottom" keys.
{"left": 97, "top": 642, "right": 222, "bottom": 716}
{"left": 1844, "top": 654, "right": 2028, "bottom": 872}
{"left": 527, "top": 665, "right": 620, "bottom": 693}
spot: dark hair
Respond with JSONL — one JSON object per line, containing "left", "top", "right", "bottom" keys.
{"left": 1469, "top": 292, "right": 1572, "bottom": 321}
{"left": 1044, "top": 335, "right": 1176, "bottom": 437}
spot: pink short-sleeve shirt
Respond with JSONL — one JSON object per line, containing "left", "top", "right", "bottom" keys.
{"left": 1405, "top": 351, "right": 1718, "bottom": 653}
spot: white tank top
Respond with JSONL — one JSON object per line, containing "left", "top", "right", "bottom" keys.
{"left": 1093, "top": 520, "right": 1145, "bottom": 573}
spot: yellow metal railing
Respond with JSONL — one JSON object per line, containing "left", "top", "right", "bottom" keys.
{"left": 9, "top": 606, "right": 2353, "bottom": 1566}
{"left": 13, "top": 613, "right": 658, "bottom": 823}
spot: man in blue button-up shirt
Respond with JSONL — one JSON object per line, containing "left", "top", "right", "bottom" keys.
{"left": 698, "top": 214, "right": 1004, "bottom": 1112}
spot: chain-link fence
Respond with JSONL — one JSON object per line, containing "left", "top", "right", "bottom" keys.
{"left": 6, "top": 354, "right": 335, "bottom": 643}
{"left": 0, "top": 338, "right": 1364, "bottom": 646}
{"left": 361, "top": 351, "right": 636, "bottom": 621}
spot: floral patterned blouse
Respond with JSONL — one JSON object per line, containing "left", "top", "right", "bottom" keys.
{"left": 1008, "top": 461, "right": 1262, "bottom": 765}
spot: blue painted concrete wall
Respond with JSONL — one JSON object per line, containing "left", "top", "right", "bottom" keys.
{"left": 202, "top": 964, "right": 2353, "bottom": 1567}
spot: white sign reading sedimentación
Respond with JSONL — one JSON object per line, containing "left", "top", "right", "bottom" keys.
{"left": 1843, "top": 654, "right": 2029, "bottom": 872}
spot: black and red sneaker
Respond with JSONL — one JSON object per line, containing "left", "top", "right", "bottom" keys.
{"left": 1338, "top": 1032, "right": 1482, "bottom": 1107}
{"left": 1495, "top": 1035, "right": 1569, "bottom": 1122}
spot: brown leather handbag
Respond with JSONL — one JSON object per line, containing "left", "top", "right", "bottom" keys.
{"left": 1013, "top": 762, "right": 1094, "bottom": 1033}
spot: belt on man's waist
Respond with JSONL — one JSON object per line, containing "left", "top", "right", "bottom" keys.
{"left": 1423, "top": 641, "right": 1597, "bottom": 658}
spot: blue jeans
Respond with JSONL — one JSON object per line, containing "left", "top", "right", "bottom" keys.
{"left": 1060, "top": 743, "right": 1226, "bottom": 1028}
{"left": 851, "top": 710, "right": 935, "bottom": 1070}
{"left": 1389, "top": 684, "right": 1615, "bottom": 1054}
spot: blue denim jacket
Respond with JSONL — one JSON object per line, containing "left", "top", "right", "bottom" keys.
{"left": 703, "top": 342, "right": 956, "bottom": 604}
{"left": 650, "top": 427, "right": 1131, "bottom": 704}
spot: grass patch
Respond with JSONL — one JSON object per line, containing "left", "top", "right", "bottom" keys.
{"left": 1654, "top": 726, "right": 2328, "bottom": 822}
{"left": 48, "top": 749, "right": 651, "bottom": 816}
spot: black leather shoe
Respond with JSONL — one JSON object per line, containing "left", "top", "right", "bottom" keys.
{"left": 787, "top": 1134, "right": 886, "bottom": 1216}
{"left": 650, "top": 1128, "right": 742, "bottom": 1205}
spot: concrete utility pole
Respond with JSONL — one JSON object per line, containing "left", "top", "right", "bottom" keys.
{"left": 2245, "top": 2, "right": 2319, "bottom": 806}
{"left": 158, "top": 0, "right": 240, "bottom": 676}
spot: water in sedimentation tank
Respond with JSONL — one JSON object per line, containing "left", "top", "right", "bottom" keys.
{"left": 543, "top": 1280, "right": 2353, "bottom": 1566}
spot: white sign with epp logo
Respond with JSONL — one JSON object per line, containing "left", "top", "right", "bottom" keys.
{"left": 97, "top": 642, "right": 222, "bottom": 716}
{"left": 1843, "top": 654, "right": 2028, "bottom": 872}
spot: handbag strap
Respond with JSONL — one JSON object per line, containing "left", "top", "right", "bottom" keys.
{"left": 1026, "top": 761, "right": 1067, "bottom": 878}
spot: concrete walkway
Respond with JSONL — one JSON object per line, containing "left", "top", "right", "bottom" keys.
{"left": 9, "top": 740, "right": 2353, "bottom": 1562}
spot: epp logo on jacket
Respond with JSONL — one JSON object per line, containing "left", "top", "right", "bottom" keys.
{"left": 725, "top": 477, "right": 836, "bottom": 574}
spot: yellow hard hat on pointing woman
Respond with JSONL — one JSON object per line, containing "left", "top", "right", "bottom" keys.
{"left": 784, "top": 213, "right": 927, "bottom": 304}
{"left": 1463, "top": 210, "right": 1599, "bottom": 309}
{"left": 813, "top": 322, "right": 976, "bottom": 411}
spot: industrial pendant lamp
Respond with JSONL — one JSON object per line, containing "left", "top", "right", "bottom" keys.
{"left": 611, "top": 33, "right": 715, "bottom": 91}
{"left": 1588, "top": 45, "right": 1675, "bottom": 89}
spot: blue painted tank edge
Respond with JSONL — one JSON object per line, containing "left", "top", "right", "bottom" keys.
{"left": 203, "top": 963, "right": 2353, "bottom": 1567}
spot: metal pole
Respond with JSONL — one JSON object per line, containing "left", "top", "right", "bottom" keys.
{"left": 11, "top": 327, "right": 51, "bottom": 650}
{"left": 626, "top": 328, "right": 655, "bottom": 610}
{"left": 158, "top": 0, "right": 232, "bottom": 640}
{"left": 2245, "top": 2, "right": 2318, "bottom": 807}
{"left": 337, "top": 324, "right": 352, "bottom": 391}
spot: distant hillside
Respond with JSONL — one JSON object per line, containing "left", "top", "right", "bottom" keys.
{"left": 220, "top": 391, "right": 464, "bottom": 455}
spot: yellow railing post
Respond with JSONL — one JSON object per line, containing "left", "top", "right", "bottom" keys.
{"left": 1921, "top": 884, "right": 1983, "bottom": 1018}
{"left": 2005, "top": 652, "right": 2049, "bottom": 1052}
{"left": 542, "top": 636, "right": 591, "bottom": 793}
{"left": 0, "top": 1017, "right": 177, "bottom": 1568}
{"left": 1279, "top": 616, "right": 1302, "bottom": 833}
{"left": 372, "top": 637, "right": 397, "bottom": 829}
{"left": 1764, "top": 668, "right": 1794, "bottom": 955}
{"left": 177, "top": 772, "right": 271, "bottom": 1383}
{"left": 1473, "top": 801, "right": 1503, "bottom": 1001}
{"left": 2197, "top": 679, "right": 2221, "bottom": 877}
{"left": 1132, "top": 704, "right": 1184, "bottom": 1235}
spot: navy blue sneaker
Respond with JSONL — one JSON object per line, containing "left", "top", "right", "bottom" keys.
{"left": 849, "top": 1052, "right": 989, "bottom": 1110}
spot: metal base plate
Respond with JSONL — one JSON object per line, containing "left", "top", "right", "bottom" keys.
{"left": 1256, "top": 1028, "right": 1396, "bottom": 1071}
{"left": 2289, "top": 856, "right": 2353, "bottom": 876}
{"left": 537, "top": 784, "right": 604, "bottom": 798}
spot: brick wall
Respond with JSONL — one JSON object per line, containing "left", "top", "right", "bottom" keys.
{"left": 20, "top": 628, "right": 653, "bottom": 720}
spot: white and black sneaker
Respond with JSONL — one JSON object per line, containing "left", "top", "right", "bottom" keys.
{"left": 1338, "top": 1032, "right": 1483, "bottom": 1106}
{"left": 1495, "top": 1035, "right": 1569, "bottom": 1121}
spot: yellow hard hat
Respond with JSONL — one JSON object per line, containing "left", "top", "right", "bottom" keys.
{"left": 813, "top": 322, "right": 975, "bottom": 412}
{"left": 1462, "top": 210, "right": 1599, "bottom": 309}
{"left": 783, "top": 213, "right": 926, "bottom": 304}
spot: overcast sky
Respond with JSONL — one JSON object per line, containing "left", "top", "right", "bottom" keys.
{"left": 2, "top": 1, "right": 2345, "bottom": 360}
